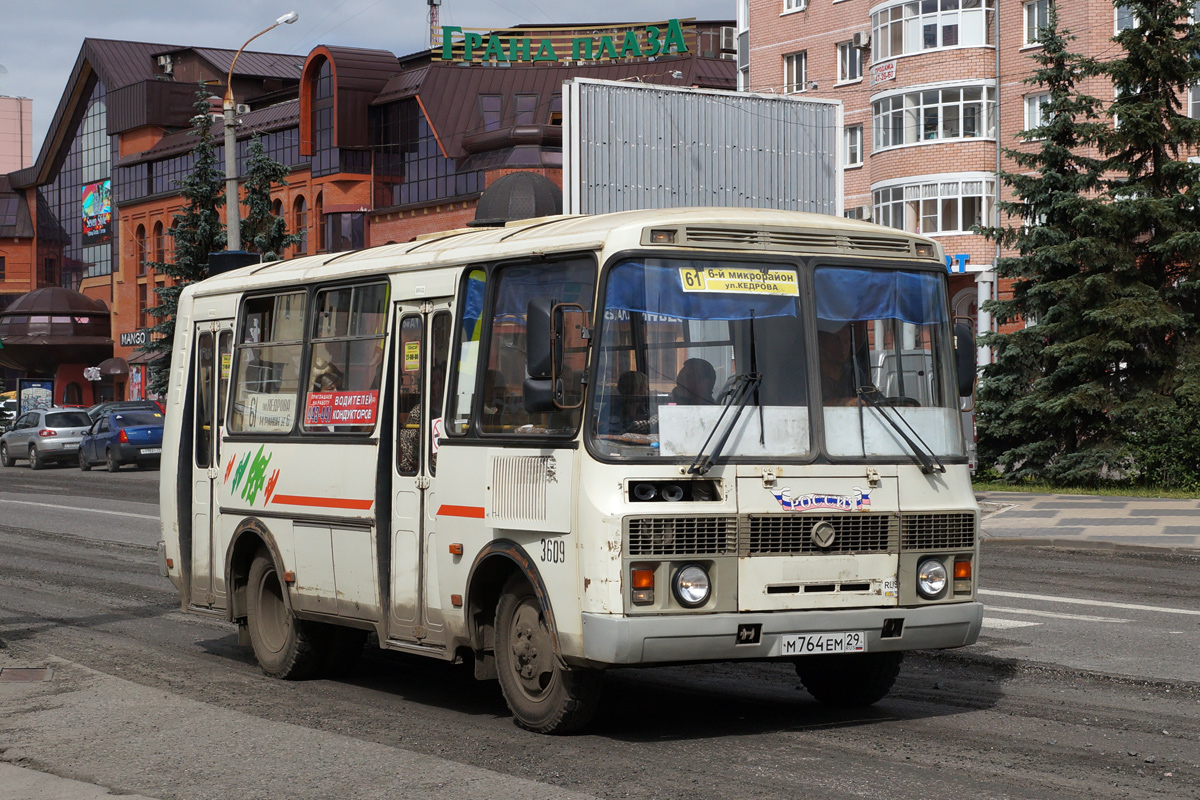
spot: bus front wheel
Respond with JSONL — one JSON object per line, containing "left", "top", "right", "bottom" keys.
{"left": 795, "top": 651, "right": 902, "bottom": 707}
{"left": 495, "top": 574, "right": 602, "bottom": 734}
{"left": 246, "top": 549, "right": 325, "bottom": 680}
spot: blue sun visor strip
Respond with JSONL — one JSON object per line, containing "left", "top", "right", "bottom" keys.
{"left": 815, "top": 268, "right": 946, "bottom": 326}
{"left": 603, "top": 261, "right": 799, "bottom": 321}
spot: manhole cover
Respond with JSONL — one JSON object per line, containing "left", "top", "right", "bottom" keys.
{"left": 0, "top": 668, "right": 53, "bottom": 682}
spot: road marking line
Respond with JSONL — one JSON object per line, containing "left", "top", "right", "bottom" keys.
{"left": 981, "top": 618, "right": 1041, "bottom": 630}
{"left": 0, "top": 498, "right": 157, "bottom": 521}
{"left": 986, "top": 606, "right": 1129, "bottom": 623}
{"left": 980, "top": 589, "right": 1200, "bottom": 617}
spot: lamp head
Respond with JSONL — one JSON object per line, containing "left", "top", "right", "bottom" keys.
{"left": 276, "top": 11, "right": 299, "bottom": 25}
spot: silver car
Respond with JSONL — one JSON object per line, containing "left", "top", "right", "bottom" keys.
{"left": 0, "top": 407, "right": 94, "bottom": 470}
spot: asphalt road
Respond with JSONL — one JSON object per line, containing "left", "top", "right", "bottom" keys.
{"left": 0, "top": 465, "right": 1197, "bottom": 799}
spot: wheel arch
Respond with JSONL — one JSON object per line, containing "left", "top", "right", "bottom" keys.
{"left": 465, "top": 540, "right": 564, "bottom": 667}
{"left": 225, "top": 517, "right": 289, "bottom": 623}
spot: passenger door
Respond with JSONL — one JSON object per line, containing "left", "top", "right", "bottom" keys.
{"left": 389, "top": 300, "right": 452, "bottom": 645}
{"left": 189, "top": 320, "right": 234, "bottom": 608}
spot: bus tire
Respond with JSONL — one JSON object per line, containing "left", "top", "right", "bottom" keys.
{"left": 795, "top": 651, "right": 903, "bottom": 707}
{"left": 495, "top": 574, "right": 602, "bottom": 734}
{"left": 246, "top": 549, "right": 325, "bottom": 680}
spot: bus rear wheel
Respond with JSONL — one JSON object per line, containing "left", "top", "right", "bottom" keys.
{"left": 246, "top": 549, "right": 325, "bottom": 680}
{"left": 795, "top": 651, "right": 903, "bottom": 707}
{"left": 495, "top": 574, "right": 602, "bottom": 734}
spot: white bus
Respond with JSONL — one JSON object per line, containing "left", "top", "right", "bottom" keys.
{"left": 159, "top": 207, "right": 982, "bottom": 733}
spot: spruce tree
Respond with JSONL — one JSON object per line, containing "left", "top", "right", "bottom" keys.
{"left": 976, "top": 7, "right": 1118, "bottom": 482}
{"left": 1095, "top": 0, "right": 1200, "bottom": 488}
{"left": 139, "top": 88, "right": 226, "bottom": 395}
{"left": 240, "top": 134, "right": 300, "bottom": 262}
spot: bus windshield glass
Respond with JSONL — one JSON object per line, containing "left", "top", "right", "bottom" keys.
{"left": 590, "top": 258, "right": 809, "bottom": 460}
{"left": 815, "top": 266, "right": 964, "bottom": 459}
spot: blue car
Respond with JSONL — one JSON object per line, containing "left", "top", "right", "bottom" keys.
{"left": 79, "top": 410, "right": 165, "bottom": 472}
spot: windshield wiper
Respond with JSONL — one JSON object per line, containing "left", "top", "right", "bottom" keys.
{"left": 687, "top": 372, "right": 761, "bottom": 475}
{"left": 854, "top": 390, "right": 945, "bottom": 475}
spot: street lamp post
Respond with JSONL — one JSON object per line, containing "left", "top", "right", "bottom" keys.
{"left": 224, "top": 11, "right": 299, "bottom": 252}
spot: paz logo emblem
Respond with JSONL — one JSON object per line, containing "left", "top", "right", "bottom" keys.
{"left": 811, "top": 521, "right": 837, "bottom": 549}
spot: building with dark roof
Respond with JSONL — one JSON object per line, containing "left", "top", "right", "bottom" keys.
{"left": 0, "top": 18, "right": 736, "bottom": 402}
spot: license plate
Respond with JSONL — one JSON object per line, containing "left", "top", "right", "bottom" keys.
{"left": 781, "top": 631, "right": 866, "bottom": 656}
{"left": 140, "top": 448, "right": 162, "bottom": 455}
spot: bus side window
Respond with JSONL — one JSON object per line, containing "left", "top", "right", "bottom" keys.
{"left": 302, "top": 282, "right": 389, "bottom": 433}
{"left": 396, "top": 315, "right": 423, "bottom": 475}
{"left": 449, "top": 269, "right": 487, "bottom": 435}
{"left": 229, "top": 292, "right": 306, "bottom": 435}
{"left": 429, "top": 311, "right": 451, "bottom": 474}
{"left": 478, "top": 258, "right": 596, "bottom": 435}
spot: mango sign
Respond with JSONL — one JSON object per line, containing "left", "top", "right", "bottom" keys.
{"left": 440, "top": 19, "right": 689, "bottom": 64}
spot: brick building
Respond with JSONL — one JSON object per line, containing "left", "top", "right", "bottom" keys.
{"left": 739, "top": 0, "right": 1167, "bottom": 357}
{"left": 0, "top": 19, "right": 735, "bottom": 400}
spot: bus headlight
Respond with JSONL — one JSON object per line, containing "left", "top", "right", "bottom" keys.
{"left": 672, "top": 564, "right": 711, "bottom": 608}
{"left": 916, "top": 558, "right": 948, "bottom": 599}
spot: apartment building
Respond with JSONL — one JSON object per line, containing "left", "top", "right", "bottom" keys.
{"left": 740, "top": 0, "right": 1152, "bottom": 348}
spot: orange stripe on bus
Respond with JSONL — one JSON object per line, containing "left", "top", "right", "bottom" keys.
{"left": 271, "top": 494, "right": 374, "bottom": 510}
{"left": 438, "top": 504, "right": 486, "bottom": 519}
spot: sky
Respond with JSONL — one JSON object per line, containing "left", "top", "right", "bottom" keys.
{"left": 0, "top": 0, "right": 735, "bottom": 158}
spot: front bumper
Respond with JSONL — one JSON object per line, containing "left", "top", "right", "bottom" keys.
{"left": 580, "top": 601, "right": 983, "bottom": 665}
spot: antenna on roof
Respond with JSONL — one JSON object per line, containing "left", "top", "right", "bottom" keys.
{"left": 428, "top": 0, "right": 441, "bottom": 51}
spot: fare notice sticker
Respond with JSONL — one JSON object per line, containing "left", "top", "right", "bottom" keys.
{"left": 679, "top": 267, "right": 799, "bottom": 296}
{"left": 305, "top": 391, "right": 379, "bottom": 426}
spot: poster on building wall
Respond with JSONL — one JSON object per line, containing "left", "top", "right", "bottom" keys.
{"left": 82, "top": 179, "right": 112, "bottom": 243}
{"left": 128, "top": 366, "right": 143, "bottom": 401}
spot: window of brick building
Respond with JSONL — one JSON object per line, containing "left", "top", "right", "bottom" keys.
{"left": 784, "top": 0, "right": 807, "bottom": 11}
{"left": 837, "top": 42, "right": 862, "bottom": 83}
{"left": 294, "top": 196, "right": 308, "bottom": 255}
{"left": 1024, "top": 0, "right": 1050, "bottom": 44}
{"left": 844, "top": 125, "right": 863, "bottom": 166}
{"left": 136, "top": 224, "right": 147, "bottom": 275}
{"left": 783, "top": 51, "right": 808, "bottom": 94}
{"left": 153, "top": 221, "right": 164, "bottom": 265}
{"left": 873, "top": 0, "right": 994, "bottom": 59}
{"left": 0, "top": 256, "right": 5, "bottom": 280}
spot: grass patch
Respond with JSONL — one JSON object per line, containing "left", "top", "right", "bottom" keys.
{"left": 972, "top": 480, "right": 1200, "bottom": 500}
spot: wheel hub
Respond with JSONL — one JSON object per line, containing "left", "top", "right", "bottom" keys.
{"left": 510, "top": 601, "right": 553, "bottom": 695}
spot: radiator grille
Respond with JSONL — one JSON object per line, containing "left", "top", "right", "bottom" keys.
{"left": 627, "top": 516, "right": 738, "bottom": 556}
{"left": 745, "top": 513, "right": 898, "bottom": 555}
{"left": 901, "top": 513, "right": 977, "bottom": 551}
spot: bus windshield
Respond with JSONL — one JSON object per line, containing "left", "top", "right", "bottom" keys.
{"left": 589, "top": 258, "right": 963, "bottom": 463}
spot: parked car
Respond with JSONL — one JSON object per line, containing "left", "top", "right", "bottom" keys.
{"left": 0, "top": 407, "right": 94, "bottom": 469}
{"left": 78, "top": 409, "right": 165, "bottom": 471}
{"left": 86, "top": 399, "right": 163, "bottom": 424}
{"left": 0, "top": 399, "right": 17, "bottom": 433}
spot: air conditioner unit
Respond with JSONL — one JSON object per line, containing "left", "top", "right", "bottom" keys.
{"left": 156, "top": 54, "right": 173, "bottom": 74}
{"left": 720, "top": 26, "right": 737, "bottom": 52}
{"left": 852, "top": 31, "right": 871, "bottom": 49}
{"left": 860, "top": 206, "right": 872, "bottom": 221}
{"left": 235, "top": 103, "right": 251, "bottom": 115}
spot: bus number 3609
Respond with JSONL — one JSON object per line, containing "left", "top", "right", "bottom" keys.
{"left": 540, "top": 538, "right": 566, "bottom": 564}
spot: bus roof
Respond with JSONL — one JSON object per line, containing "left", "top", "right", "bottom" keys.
{"left": 187, "top": 207, "right": 943, "bottom": 298}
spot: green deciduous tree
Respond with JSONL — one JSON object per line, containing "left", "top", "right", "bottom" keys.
{"left": 240, "top": 134, "right": 300, "bottom": 262}
{"left": 138, "top": 88, "right": 226, "bottom": 396}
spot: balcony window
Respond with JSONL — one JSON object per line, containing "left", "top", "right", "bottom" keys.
{"left": 872, "top": 85, "right": 995, "bottom": 150}
{"left": 872, "top": 0, "right": 994, "bottom": 60}
{"left": 873, "top": 176, "right": 996, "bottom": 235}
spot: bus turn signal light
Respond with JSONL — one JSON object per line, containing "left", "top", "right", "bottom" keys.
{"left": 954, "top": 558, "right": 972, "bottom": 579}
{"left": 448, "top": 543, "right": 464, "bottom": 556}
{"left": 631, "top": 567, "right": 655, "bottom": 605}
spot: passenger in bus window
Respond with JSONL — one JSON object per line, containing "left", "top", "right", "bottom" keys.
{"left": 311, "top": 356, "right": 343, "bottom": 392}
{"left": 670, "top": 358, "right": 716, "bottom": 405}
{"left": 603, "top": 370, "right": 653, "bottom": 433}
{"left": 818, "top": 324, "right": 867, "bottom": 406}
{"left": 482, "top": 369, "right": 508, "bottom": 427}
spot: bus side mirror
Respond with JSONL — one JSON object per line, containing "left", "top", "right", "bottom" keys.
{"left": 954, "top": 322, "right": 975, "bottom": 397}
{"left": 527, "top": 298, "right": 553, "bottom": 380}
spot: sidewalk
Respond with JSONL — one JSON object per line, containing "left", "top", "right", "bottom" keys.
{"left": 977, "top": 491, "right": 1200, "bottom": 550}
{"left": 0, "top": 763, "right": 159, "bottom": 800}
